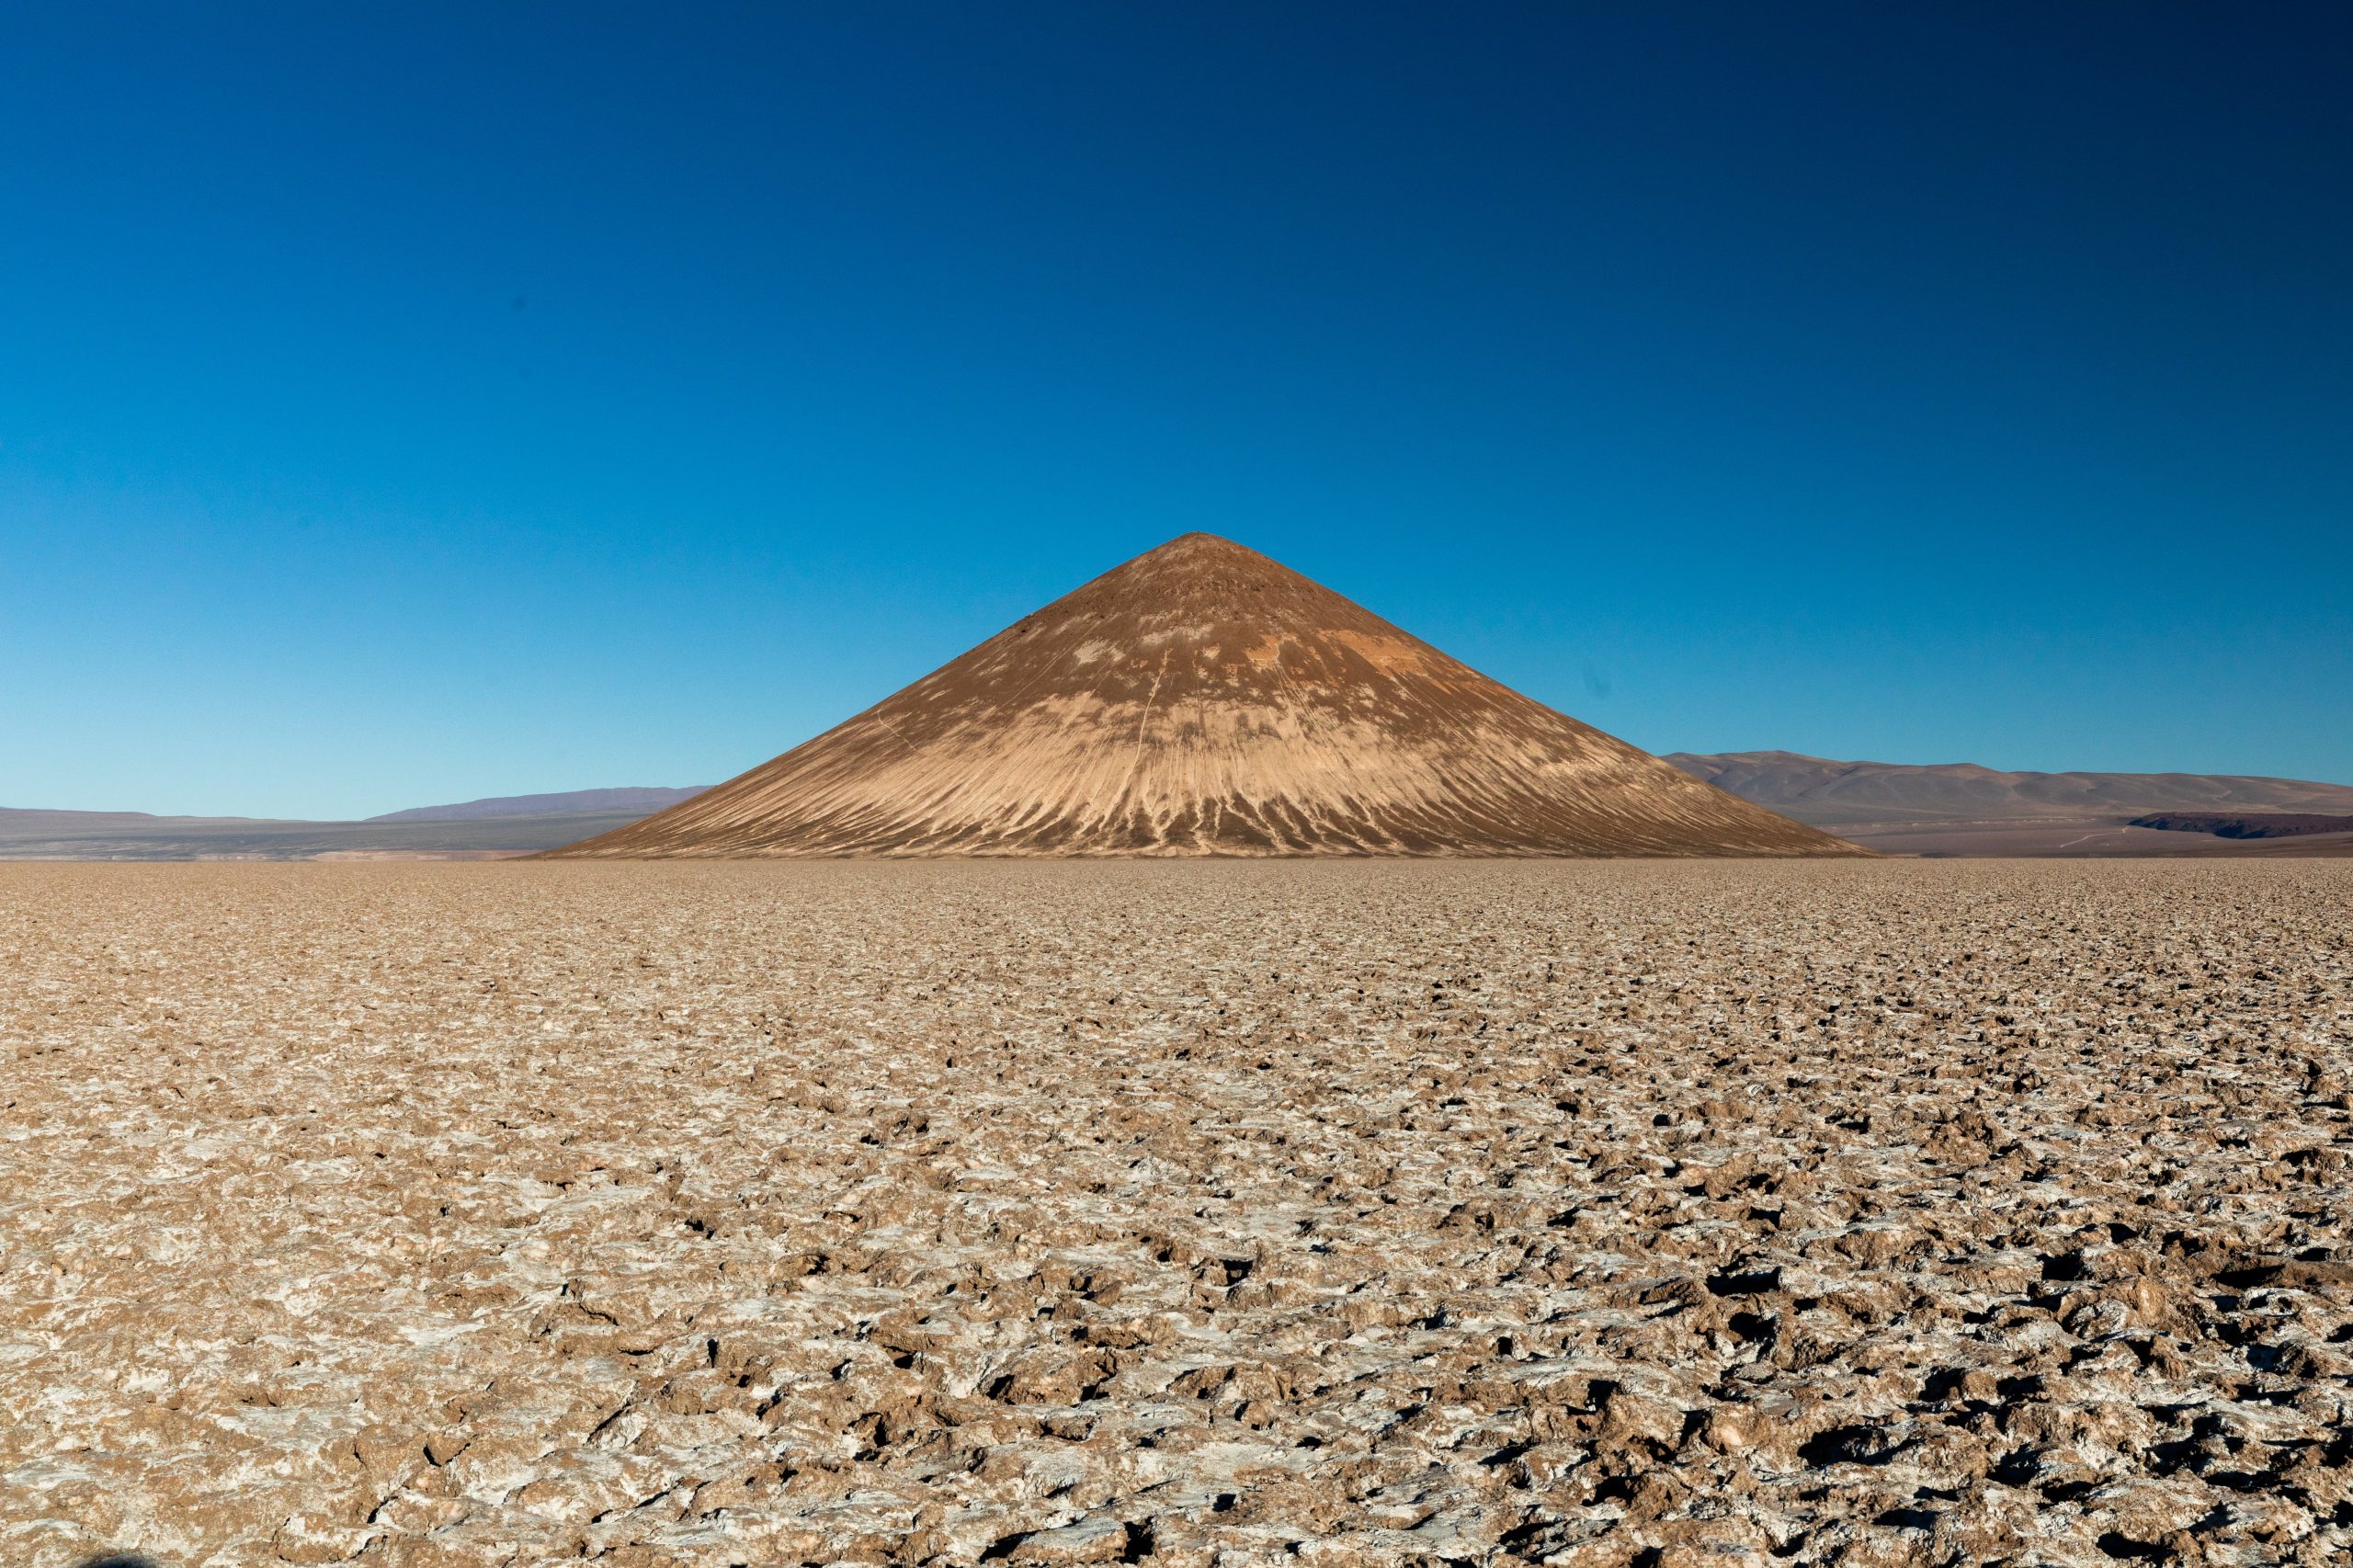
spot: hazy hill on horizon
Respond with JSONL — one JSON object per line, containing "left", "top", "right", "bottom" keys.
{"left": 1667, "top": 751, "right": 2353, "bottom": 857}
{"left": 0, "top": 787, "right": 710, "bottom": 860}
{"left": 369, "top": 787, "right": 711, "bottom": 823}
{"left": 1666, "top": 750, "right": 2353, "bottom": 823}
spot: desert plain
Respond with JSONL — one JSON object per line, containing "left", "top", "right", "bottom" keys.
{"left": 4, "top": 860, "right": 2350, "bottom": 1568}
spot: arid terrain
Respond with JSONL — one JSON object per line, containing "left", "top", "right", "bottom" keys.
{"left": 5, "top": 861, "right": 2350, "bottom": 1567}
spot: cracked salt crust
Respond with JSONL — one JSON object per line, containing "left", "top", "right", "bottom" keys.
{"left": 1, "top": 860, "right": 2349, "bottom": 1566}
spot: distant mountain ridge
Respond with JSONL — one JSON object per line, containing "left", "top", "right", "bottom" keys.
{"left": 1664, "top": 751, "right": 2353, "bottom": 826}
{"left": 0, "top": 789, "right": 712, "bottom": 859}
{"left": 2131, "top": 812, "right": 2353, "bottom": 841}
{"left": 369, "top": 787, "right": 711, "bottom": 823}
{"left": 14, "top": 754, "right": 2349, "bottom": 861}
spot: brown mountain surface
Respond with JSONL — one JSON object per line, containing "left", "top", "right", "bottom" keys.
{"left": 550, "top": 534, "right": 1856, "bottom": 858}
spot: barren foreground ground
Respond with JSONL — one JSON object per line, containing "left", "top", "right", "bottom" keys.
{"left": 4, "top": 862, "right": 2350, "bottom": 1568}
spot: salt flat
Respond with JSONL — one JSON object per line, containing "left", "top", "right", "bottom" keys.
{"left": 3, "top": 862, "right": 2349, "bottom": 1567}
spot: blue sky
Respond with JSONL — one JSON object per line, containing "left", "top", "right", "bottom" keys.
{"left": 3, "top": 3, "right": 2347, "bottom": 818}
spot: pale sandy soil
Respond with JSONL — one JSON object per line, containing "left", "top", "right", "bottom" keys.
{"left": 3, "top": 861, "right": 2349, "bottom": 1568}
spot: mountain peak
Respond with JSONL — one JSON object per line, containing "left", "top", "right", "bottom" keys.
{"left": 1052, "top": 531, "right": 1321, "bottom": 610}
{"left": 548, "top": 538, "right": 1858, "bottom": 858}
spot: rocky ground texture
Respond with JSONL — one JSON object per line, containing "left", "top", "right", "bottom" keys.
{"left": 3, "top": 860, "right": 2349, "bottom": 1567}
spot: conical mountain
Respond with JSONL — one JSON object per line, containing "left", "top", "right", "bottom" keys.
{"left": 547, "top": 534, "right": 1861, "bottom": 858}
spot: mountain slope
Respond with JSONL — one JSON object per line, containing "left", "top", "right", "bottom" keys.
{"left": 549, "top": 535, "right": 1857, "bottom": 858}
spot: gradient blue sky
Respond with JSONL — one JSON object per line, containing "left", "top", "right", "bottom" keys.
{"left": 4, "top": 3, "right": 2348, "bottom": 818}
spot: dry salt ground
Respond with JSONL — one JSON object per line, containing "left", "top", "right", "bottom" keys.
{"left": 4, "top": 860, "right": 2350, "bottom": 1566}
